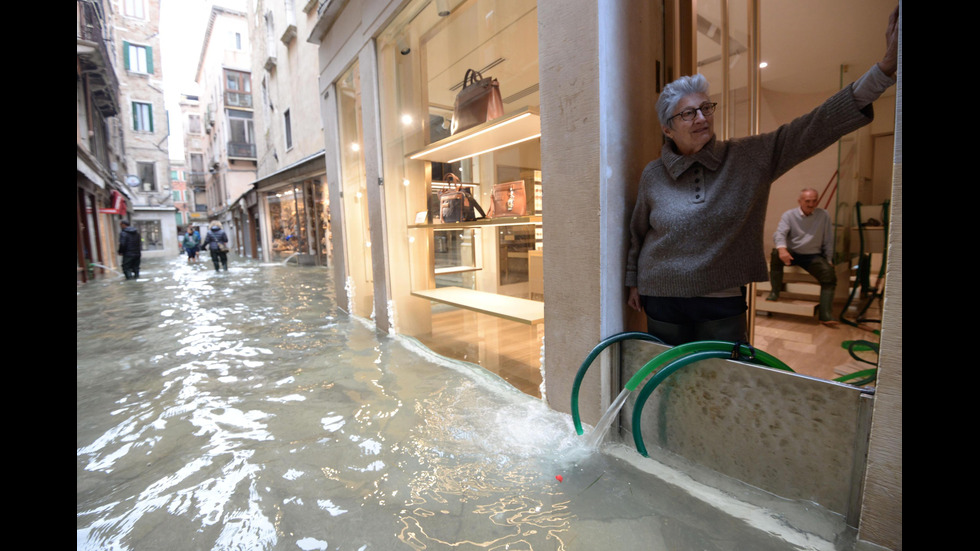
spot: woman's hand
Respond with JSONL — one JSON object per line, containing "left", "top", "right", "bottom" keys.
{"left": 877, "top": 6, "right": 898, "bottom": 77}
{"left": 627, "top": 287, "right": 642, "bottom": 312}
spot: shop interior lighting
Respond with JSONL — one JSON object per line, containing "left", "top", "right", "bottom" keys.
{"left": 447, "top": 132, "right": 541, "bottom": 163}
{"left": 397, "top": 32, "right": 411, "bottom": 55}
{"left": 436, "top": 0, "right": 451, "bottom": 17}
{"left": 407, "top": 108, "right": 540, "bottom": 164}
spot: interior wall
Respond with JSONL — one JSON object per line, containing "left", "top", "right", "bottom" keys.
{"left": 759, "top": 88, "right": 843, "bottom": 252}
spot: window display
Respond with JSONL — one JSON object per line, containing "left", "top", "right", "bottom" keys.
{"left": 265, "top": 179, "right": 330, "bottom": 265}
{"left": 135, "top": 219, "right": 162, "bottom": 250}
{"left": 268, "top": 187, "right": 305, "bottom": 257}
{"left": 375, "top": 0, "right": 544, "bottom": 397}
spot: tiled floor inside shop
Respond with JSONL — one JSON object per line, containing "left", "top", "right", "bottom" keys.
{"left": 752, "top": 301, "right": 883, "bottom": 383}
{"left": 417, "top": 306, "right": 544, "bottom": 397}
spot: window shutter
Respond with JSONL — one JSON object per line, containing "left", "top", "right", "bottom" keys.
{"left": 146, "top": 46, "right": 154, "bottom": 74}
{"left": 123, "top": 41, "right": 131, "bottom": 70}
{"left": 148, "top": 104, "right": 154, "bottom": 132}
{"left": 132, "top": 102, "right": 138, "bottom": 131}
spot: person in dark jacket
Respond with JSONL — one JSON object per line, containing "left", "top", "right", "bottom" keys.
{"left": 118, "top": 220, "right": 142, "bottom": 280}
{"left": 202, "top": 221, "right": 229, "bottom": 271}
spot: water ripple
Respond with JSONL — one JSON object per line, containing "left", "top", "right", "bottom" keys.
{"left": 79, "top": 258, "right": 838, "bottom": 551}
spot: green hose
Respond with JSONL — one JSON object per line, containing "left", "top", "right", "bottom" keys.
{"left": 571, "top": 331, "right": 665, "bottom": 435}
{"left": 624, "top": 341, "right": 793, "bottom": 392}
{"left": 629, "top": 343, "right": 794, "bottom": 457}
{"left": 833, "top": 367, "right": 877, "bottom": 386}
{"left": 830, "top": 340, "right": 879, "bottom": 387}
{"left": 840, "top": 200, "right": 888, "bottom": 327}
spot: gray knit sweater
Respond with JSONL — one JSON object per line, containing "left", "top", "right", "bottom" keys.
{"left": 626, "top": 85, "right": 874, "bottom": 298}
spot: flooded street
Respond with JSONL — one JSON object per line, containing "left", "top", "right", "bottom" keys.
{"left": 78, "top": 257, "right": 843, "bottom": 551}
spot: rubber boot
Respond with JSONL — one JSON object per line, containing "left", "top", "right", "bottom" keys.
{"left": 767, "top": 249, "right": 782, "bottom": 301}
{"left": 818, "top": 286, "right": 836, "bottom": 322}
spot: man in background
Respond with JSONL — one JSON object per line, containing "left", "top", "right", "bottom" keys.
{"left": 118, "top": 220, "right": 142, "bottom": 280}
{"left": 767, "top": 188, "right": 838, "bottom": 327}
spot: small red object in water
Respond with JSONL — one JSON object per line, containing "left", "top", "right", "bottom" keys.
{"left": 555, "top": 475, "right": 563, "bottom": 482}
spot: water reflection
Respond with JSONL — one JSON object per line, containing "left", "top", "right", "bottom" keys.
{"left": 78, "top": 257, "right": 842, "bottom": 550}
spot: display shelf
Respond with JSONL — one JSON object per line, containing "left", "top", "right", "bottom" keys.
{"left": 412, "top": 286, "right": 544, "bottom": 325}
{"left": 407, "top": 112, "right": 544, "bottom": 325}
{"left": 434, "top": 266, "right": 481, "bottom": 275}
{"left": 406, "top": 107, "right": 541, "bottom": 164}
{"left": 410, "top": 215, "right": 541, "bottom": 230}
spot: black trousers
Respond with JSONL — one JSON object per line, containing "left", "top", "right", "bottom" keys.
{"left": 210, "top": 250, "right": 228, "bottom": 271}
{"left": 641, "top": 292, "right": 748, "bottom": 346}
{"left": 645, "top": 313, "right": 747, "bottom": 346}
{"left": 121, "top": 255, "right": 141, "bottom": 280}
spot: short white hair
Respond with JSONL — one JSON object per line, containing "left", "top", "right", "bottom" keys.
{"left": 657, "top": 73, "right": 710, "bottom": 129}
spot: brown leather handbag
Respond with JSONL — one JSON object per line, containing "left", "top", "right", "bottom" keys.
{"left": 450, "top": 69, "right": 504, "bottom": 135}
{"left": 438, "top": 177, "right": 486, "bottom": 223}
{"left": 488, "top": 181, "right": 527, "bottom": 218}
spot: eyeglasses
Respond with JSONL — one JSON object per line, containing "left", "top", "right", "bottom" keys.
{"left": 668, "top": 102, "right": 718, "bottom": 123}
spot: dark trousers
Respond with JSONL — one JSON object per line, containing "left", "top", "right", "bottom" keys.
{"left": 641, "top": 293, "right": 748, "bottom": 346}
{"left": 769, "top": 249, "right": 836, "bottom": 321}
{"left": 210, "top": 250, "right": 228, "bottom": 271}
{"left": 121, "top": 255, "right": 141, "bottom": 280}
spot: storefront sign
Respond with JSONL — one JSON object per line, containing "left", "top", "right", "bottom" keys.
{"left": 98, "top": 190, "right": 128, "bottom": 216}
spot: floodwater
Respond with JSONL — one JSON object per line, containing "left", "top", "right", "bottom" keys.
{"left": 78, "top": 257, "right": 852, "bottom": 551}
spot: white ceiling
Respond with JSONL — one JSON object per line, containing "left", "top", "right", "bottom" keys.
{"left": 697, "top": 0, "right": 897, "bottom": 95}
{"left": 418, "top": 0, "right": 897, "bottom": 114}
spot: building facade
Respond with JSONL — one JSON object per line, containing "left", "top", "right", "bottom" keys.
{"left": 244, "top": 0, "right": 330, "bottom": 266}
{"left": 170, "top": 161, "right": 190, "bottom": 230}
{"left": 178, "top": 93, "right": 211, "bottom": 231}
{"left": 77, "top": 0, "right": 130, "bottom": 282}
{"left": 195, "top": 4, "right": 257, "bottom": 246}
{"left": 116, "top": 0, "right": 178, "bottom": 258}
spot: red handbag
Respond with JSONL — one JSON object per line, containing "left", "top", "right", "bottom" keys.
{"left": 450, "top": 69, "right": 504, "bottom": 135}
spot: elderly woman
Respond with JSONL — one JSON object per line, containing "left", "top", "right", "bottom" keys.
{"left": 626, "top": 7, "right": 898, "bottom": 346}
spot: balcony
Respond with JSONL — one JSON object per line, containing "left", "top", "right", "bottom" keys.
{"left": 188, "top": 172, "right": 207, "bottom": 187}
{"left": 225, "top": 91, "right": 253, "bottom": 109}
{"left": 76, "top": 0, "right": 120, "bottom": 116}
{"left": 280, "top": 23, "right": 297, "bottom": 45}
{"left": 309, "top": 0, "right": 345, "bottom": 43}
{"left": 228, "top": 142, "right": 257, "bottom": 159}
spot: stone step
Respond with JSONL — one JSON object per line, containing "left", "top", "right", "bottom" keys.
{"left": 756, "top": 297, "right": 818, "bottom": 317}
{"left": 756, "top": 281, "right": 820, "bottom": 297}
